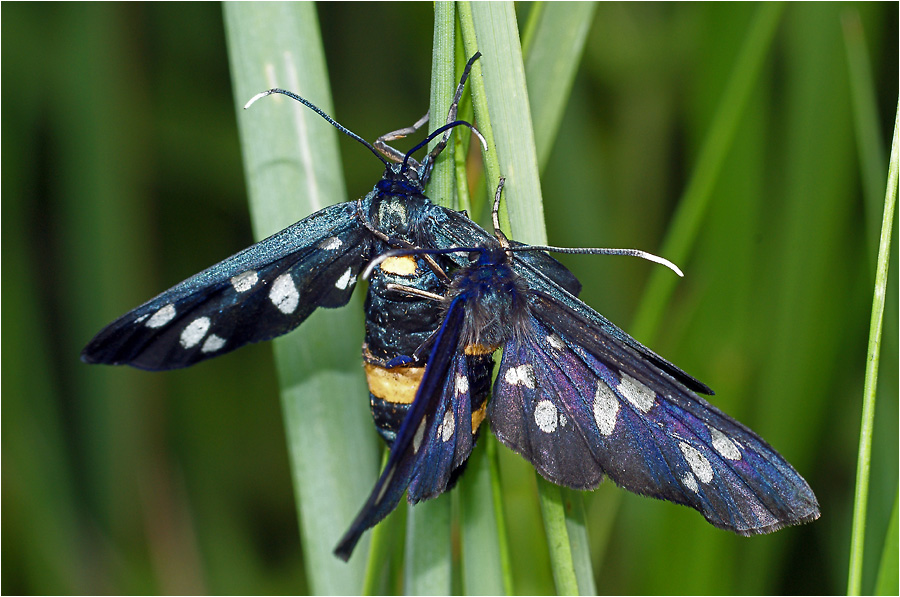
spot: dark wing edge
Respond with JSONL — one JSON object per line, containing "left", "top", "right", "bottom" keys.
{"left": 82, "top": 201, "right": 371, "bottom": 370}
{"left": 334, "top": 296, "right": 474, "bottom": 560}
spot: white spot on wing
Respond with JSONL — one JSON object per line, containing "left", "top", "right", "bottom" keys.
{"left": 709, "top": 427, "right": 742, "bottom": 460}
{"left": 547, "top": 334, "right": 565, "bottom": 351}
{"left": 318, "top": 236, "right": 343, "bottom": 251}
{"left": 270, "top": 273, "right": 299, "bottom": 314}
{"left": 534, "top": 400, "right": 559, "bottom": 433}
{"left": 413, "top": 418, "right": 427, "bottom": 453}
{"left": 619, "top": 373, "right": 656, "bottom": 413}
{"left": 679, "top": 442, "right": 714, "bottom": 483}
{"left": 456, "top": 374, "right": 469, "bottom": 395}
{"left": 231, "top": 270, "right": 258, "bottom": 293}
{"left": 593, "top": 382, "right": 619, "bottom": 436}
{"left": 180, "top": 317, "right": 211, "bottom": 348}
{"left": 682, "top": 472, "right": 699, "bottom": 493}
{"left": 201, "top": 334, "right": 226, "bottom": 353}
{"left": 504, "top": 364, "right": 536, "bottom": 388}
{"left": 439, "top": 409, "right": 454, "bottom": 442}
{"left": 134, "top": 314, "right": 149, "bottom": 323}
{"left": 375, "top": 467, "right": 395, "bottom": 504}
{"left": 146, "top": 304, "right": 176, "bottom": 328}
{"left": 335, "top": 267, "right": 356, "bottom": 290}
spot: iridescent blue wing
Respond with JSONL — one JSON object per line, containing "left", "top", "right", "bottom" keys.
{"left": 82, "top": 201, "right": 372, "bottom": 370}
{"left": 407, "top": 348, "right": 474, "bottom": 502}
{"left": 490, "top": 289, "right": 820, "bottom": 535}
{"left": 335, "top": 296, "right": 476, "bottom": 560}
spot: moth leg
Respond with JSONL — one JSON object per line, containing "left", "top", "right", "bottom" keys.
{"left": 373, "top": 52, "right": 482, "bottom": 182}
{"left": 374, "top": 112, "right": 430, "bottom": 166}
{"left": 384, "top": 282, "right": 444, "bottom": 302}
{"left": 420, "top": 53, "right": 482, "bottom": 177}
{"left": 490, "top": 177, "right": 511, "bottom": 248}
{"left": 411, "top": 326, "right": 441, "bottom": 363}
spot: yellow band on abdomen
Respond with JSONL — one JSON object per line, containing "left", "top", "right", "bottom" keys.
{"left": 364, "top": 362, "right": 425, "bottom": 405}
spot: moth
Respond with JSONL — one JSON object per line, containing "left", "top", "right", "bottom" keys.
{"left": 82, "top": 54, "right": 819, "bottom": 561}
{"left": 333, "top": 179, "right": 820, "bottom": 558}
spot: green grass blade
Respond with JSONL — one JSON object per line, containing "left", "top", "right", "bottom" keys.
{"left": 842, "top": 10, "right": 888, "bottom": 269}
{"left": 458, "top": 4, "right": 502, "bottom": 229}
{"left": 460, "top": 438, "right": 508, "bottom": 595}
{"left": 522, "top": 2, "right": 598, "bottom": 171}
{"left": 462, "top": 3, "right": 586, "bottom": 594}
{"left": 847, "top": 104, "right": 898, "bottom": 596}
{"left": 403, "top": 9, "right": 456, "bottom": 592}
{"left": 464, "top": 2, "right": 547, "bottom": 245}
{"left": 223, "top": 4, "right": 377, "bottom": 592}
{"left": 362, "top": 449, "right": 392, "bottom": 595}
{"left": 429, "top": 2, "right": 458, "bottom": 201}
{"left": 559, "top": 488, "right": 595, "bottom": 596}
{"left": 874, "top": 492, "right": 899, "bottom": 595}
{"left": 404, "top": 496, "right": 452, "bottom": 593}
{"left": 630, "top": 2, "right": 784, "bottom": 342}
{"left": 536, "top": 478, "right": 579, "bottom": 596}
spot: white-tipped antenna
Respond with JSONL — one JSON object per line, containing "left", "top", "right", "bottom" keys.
{"left": 490, "top": 178, "right": 683, "bottom": 277}
{"left": 243, "top": 90, "right": 274, "bottom": 110}
{"left": 509, "top": 245, "right": 684, "bottom": 277}
{"left": 243, "top": 87, "right": 389, "bottom": 166}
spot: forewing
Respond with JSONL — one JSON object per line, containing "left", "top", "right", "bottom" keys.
{"left": 515, "top": 256, "right": 714, "bottom": 395}
{"left": 491, "top": 294, "right": 820, "bottom": 535}
{"left": 407, "top": 351, "right": 474, "bottom": 502}
{"left": 82, "top": 201, "right": 371, "bottom": 370}
{"left": 334, "top": 297, "right": 471, "bottom": 560}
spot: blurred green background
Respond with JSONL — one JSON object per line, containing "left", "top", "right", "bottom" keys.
{"left": 3, "top": 2, "right": 897, "bottom": 594}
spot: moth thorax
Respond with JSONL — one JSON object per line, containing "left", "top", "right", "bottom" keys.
{"left": 453, "top": 261, "right": 529, "bottom": 349}
{"left": 376, "top": 197, "right": 409, "bottom": 232}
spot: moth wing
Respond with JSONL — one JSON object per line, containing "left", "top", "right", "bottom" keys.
{"left": 335, "top": 296, "right": 473, "bottom": 560}
{"left": 491, "top": 291, "right": 820, "bottom": 535}
{"left": 82, "top": 201, "right": 371, "bottom": 370}
{"left": 406, "top": 349, "right": 475, "bottom": 503}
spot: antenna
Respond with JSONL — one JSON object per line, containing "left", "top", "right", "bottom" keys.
{"left": 490, "top": 177, "right": 684, "bottom": 277}
{"left": 401, "top": 120, "right": 487, "bottom": 172}
{"left": 244, "top": 88, "right": 389, "bottom": 166}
